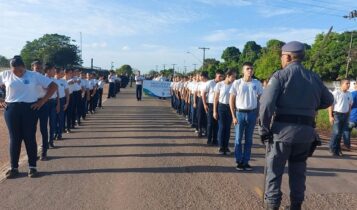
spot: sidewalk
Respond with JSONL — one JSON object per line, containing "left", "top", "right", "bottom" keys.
{"left": 0, "top": 87, "right": 356, "bottom": 210}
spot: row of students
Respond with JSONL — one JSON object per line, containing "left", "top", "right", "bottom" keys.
{"left": 170, "top": 62, "right": 263, "bottom": 171}
{"left": 0, "top": 56, "right": 107, "bottom": 179}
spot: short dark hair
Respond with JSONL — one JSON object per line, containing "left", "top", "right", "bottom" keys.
{"left": 31, "top": 59, "right": 42, "bottom": 66}
{"left": 55, "top": 68, "right": 63, "bottom": 74}
{"left": 200, "top": 71, "right": 208, "bottom": 78}
{"left": 44, "top": 63, "right": 54, "bottom": 72}
{"left": 225, "top": 68, "right": 237, "bottom": 76}
{"left": 242, "top": 62, "right": 253, "bottom": 68}
{"left": 10, "top": 55, "right": 25, "bottom": 68}
{"left": 64, "top": 68, "right": 73, "bottom": 74}
{"left": 216, "top": 69, "right": 224, "bottom": 75}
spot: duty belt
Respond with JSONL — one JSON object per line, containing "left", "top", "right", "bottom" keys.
{"left": 274, "top": 114, "right": 315, "bottom": 127}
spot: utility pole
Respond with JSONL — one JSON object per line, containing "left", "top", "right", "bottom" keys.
{"left": 91, "top": 58, "right": 93, "bottom": 69}
{"left": 155, "top": 65, "right": 158, "bottom": 71}
{"left": 184, "top": 66, "right": 187, "bottom": 75}
{"left": 163, "top": 64, "right": 166, "bottom": 70}
{"left": 199, "top": 47, "right": 209, "bottom": 71}
{"left": 111, "top": 61, "right": 114, "bottom": 70}
{"left": 344, "top": 10, "right": 356, "bottom": 78}
{"left": 172, "top": 64, "right": 176, "bottom": 77}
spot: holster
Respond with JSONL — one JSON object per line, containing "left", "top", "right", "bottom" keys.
{"left": 308, "top": 133, "right": 322, "bottom": 157}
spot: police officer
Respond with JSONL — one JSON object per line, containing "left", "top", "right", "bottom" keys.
{"left": 259, "top": 41, "right": 334, "bottom": 210}
{"left": 0, "top": 56, "right": 57, "bottom": 178}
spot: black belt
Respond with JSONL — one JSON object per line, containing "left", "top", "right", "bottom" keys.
{"left": 274, "top": 114, "right": 315, "bottom": 127}
{"left": 237, "top": 109, "right": 255, "bottom": 113}
{"left": 333, "top": 111, "right": 348, "bottom": 115}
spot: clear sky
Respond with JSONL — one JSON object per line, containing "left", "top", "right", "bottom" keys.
{"left": 0, "top": 0, "right": 356, "bottom": 73}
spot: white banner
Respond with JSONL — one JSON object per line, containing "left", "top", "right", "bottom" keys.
{"left": 143, "top": 80, "right": 171, "bottom": 98}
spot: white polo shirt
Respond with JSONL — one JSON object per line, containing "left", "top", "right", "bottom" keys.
{"left": 135, "top": 75, "right": 144, "bottom": 85}
{"left": 332, "top": 89, "right": 353, "bottom": 113}
{"left": 214, "top": 81, "right": 232, "bottom": 104}
{"left": 229, "top": 78, "right": 263, "bottom": 110}
{"left": 55, "top": 78, "right": 69, "bottom": 98}
{"left": 80, "top": 78, "right": 89, "bottom": 90}
{"left": 67, "top": 79, "right": 75, "bottom": 94}
{"left": 0, "top": 70, "right": 52, "bottom": 103}
{"left": 98, "top": 80, "right": 105, "bottom": 89}
{"left": 197, "top": 81, "right": 207, "bottom": 97}
{"left": 72, "top": 76, "right": 82, "bottom": 91}
{"left": 108, "top": 75, "right": 115, "bottom": 83}
{"left": 204, "top": 80, "right": 217, "bottom": 104}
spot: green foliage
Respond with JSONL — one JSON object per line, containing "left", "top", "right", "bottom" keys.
{"left": 238, "top": 41, "right": 262, "bottom": 69}
{"left": 221, "top": 46, "right": 241, "bottom": 63}
{"left": 254, "top": 39, "right": 285, "bottom": 80}
{"left": 161, "top": 68, "right": 174, "bottom": 77}
{"left": 0, "top": 55, "right": 9, "bottom": 68}
{"left": 116, "top": 64, "right": 133, "bottom": 76}
{"left": 316, "top": 109, "right": 331, "bottom": 131}
{"left": 20, "top": 34, "right": 81, "bottom": 68}
{"left": 306, "top": 31, "right": 357, "bottom": 81}
{"left": 200, "top": 58, "right": 220, "bottom": 79}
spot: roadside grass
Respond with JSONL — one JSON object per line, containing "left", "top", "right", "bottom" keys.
{"left": 316, "top": 109, "right": 357, "bottom": 137}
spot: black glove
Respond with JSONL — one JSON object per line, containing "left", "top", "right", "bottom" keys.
{"left": 260, "top": 132, "right": 273, "bottom": 145}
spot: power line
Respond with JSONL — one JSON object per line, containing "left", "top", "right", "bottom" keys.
{"left": 283, "top": 0, "right": 347, "bottom": 13}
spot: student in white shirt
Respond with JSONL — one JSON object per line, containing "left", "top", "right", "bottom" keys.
{"left": 202, "top": 70, "right": 224, "bottom": 146}
{"left": 0, "top": 56, "right": 57, "bottom": 178}
{"left": 329, "top": 79, "right": 353, "bottom": 156}
{"left": 72, "top": 69, "right": 82, "bottom": 127}
{"left": 87, "top": 72, "right": 98, "bottom": 114}
{"left": 107, "top": 70, "right": 116, "bottom": 98}
{"left": 79, "top": 71, "right": 89, "bottom": 120}
{"left": 213, "top": 69, "right": 236, "bottom": 154}
{"left": 135, "top": 71, "right": 144, "bottom": 101}
{"left": 31, "top": 60, "right": 52, "bottom": 156}
{"left": 97, "top": 75, "right": 105, "bottom": 108}
{"left": 229, "top": 62, "right": 263, "bottom": 171}
{"left": 43, "top": 63, "right": 60, "bottom": 153}
{"left": 64, "top": 69, "right": 75, "bottom": 133}
{"left": 196, "top": 71, "right": 209, "bottom": 137}
{"left": 54, "top": 68, "right": 69, "bottom": 141}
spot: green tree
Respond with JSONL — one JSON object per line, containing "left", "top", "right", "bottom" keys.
{"left": 116, "top": 64, "right": 133, "bottom": 76}
{"left": 21, "top": 34, "right": 81, "bottom": 68}
{"left": 0, "top": 55, "right": 9, "bottom": 68}
{"left": 201, "top": 58, "right": 220, "bottom": 79}
{"left": 238, "top": 41, "right": 262, "bottom": 67}
{"left": 221, "top": 46, "right": 241, "bottom": 63}
{"left": 307, "top": 31, "right": 357, "bottom": 80}
{"left": 254, "top": 39, "right": 285, "bottom": 80}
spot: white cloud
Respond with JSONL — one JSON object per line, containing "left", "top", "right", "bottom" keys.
{"left": 121, "top": 46, "right": 130, "bottom": 51}
{"left": 195, "top": 0, "right": 251, "bottom": 6}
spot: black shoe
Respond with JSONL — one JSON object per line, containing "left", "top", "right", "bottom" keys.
{"left": 197, "top": 132, "right": 202, "bottom": 138}
{"left": 57, "top": 136, "right": 62, "bottom": 140}
{"left": 266, "top": 204, "right": 279, "bottom": 210}
{"left": 49, "top": 143, "right": 56, "bottom": 149}
{"left": 225, "top": 148, "right": 231, "bottom": 155}
{"left": 236, "top": 163, "right": 244, "bottom": 171}
{"left": 212, "top": 141, "right": 218, "bottom": 146}
{"left": 40, "top": 155, "right": 48, "bottom": 161}
{"left": 218, "top": 148, "right": 225, "bottom": 155}
{"left": 28, "top": 168, "right": 39, "bottom": 178}
{"left": 5, "top": 168, "right": 19, "bottom": 179}
{"left": 338, "top": 150, "right": 343, "bottom": 156}
{"left": 244, "top": 163, "right": 253, "bottom": 171}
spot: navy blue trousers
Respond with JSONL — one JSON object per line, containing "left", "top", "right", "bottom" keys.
{"left": 4, "top": 102, "right": 38, "bottom": 168}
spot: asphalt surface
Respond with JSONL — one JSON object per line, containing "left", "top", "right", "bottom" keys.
{"left": 0, "top": 87, "right": 356, "bottom": 210}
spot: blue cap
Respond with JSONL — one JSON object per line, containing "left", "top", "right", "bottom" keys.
{"left": 281, "top": 41, "right": 305, "bottom": 53}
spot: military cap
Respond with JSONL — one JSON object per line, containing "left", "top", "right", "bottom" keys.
{"left": 281, "top": 41, "right": 305, "bottom": 53}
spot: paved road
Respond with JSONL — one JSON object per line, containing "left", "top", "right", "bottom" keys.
{"left": 0, "top": 87, "right": 356, "bottom": 210}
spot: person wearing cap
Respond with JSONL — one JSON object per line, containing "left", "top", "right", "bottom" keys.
{"left": 259, "top": 41, "right": 334, "bottom": 210}
{"left": 135, "top": 71, "right": 144, "bottom": 101}
{"left": 0, "top": 56, "right": 57, "bottom": 178}
{"left": 203, "top": 70, "right": 224, "bottom": 146}
{"left": 54, "top": 68, "right": 69, "bottom": 141}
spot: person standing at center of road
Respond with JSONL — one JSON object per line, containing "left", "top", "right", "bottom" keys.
{"left": 203, "top": 70, "right": 224, "bottom": 146}
{"left": 135, "top": 71, "right": 144, "bottom": 101}
{"left": 230, "top": 62, "right": 263, "bottom": 171}
{"left": 0, "top": 56, "right": 57, "bottom": 178}
{"left": 214, "top": 69, "right": 236, "bottom": 154}
{"left": 328, "top": 79, "right": 352, "bottom": 156}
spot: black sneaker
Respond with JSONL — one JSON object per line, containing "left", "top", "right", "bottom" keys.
{"left": 244, "top": 163, "right": 253, "bottom": 171}
{"left": 236, "top": 163, "right": 244, "bottom": 171}
{"left": 5, "top": 168, "right": 19, "bottom": 179}
{"left": 49, "top": 143, "right": 56, "bottom": 149}
{"left": 40, "top": 155, "right": 48, "bottom": 161}
{"left": 28, "top": 168, "right": 39, "bottom": 178}
{"left": 218, "top": 148, "right": 225, "bottom": 155}
{"left": 225, "top": 148, "right": 231, "bottom": 155}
